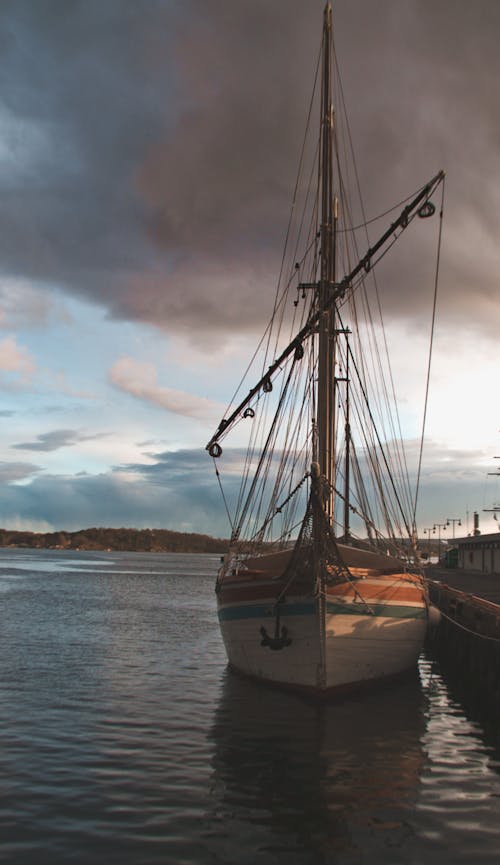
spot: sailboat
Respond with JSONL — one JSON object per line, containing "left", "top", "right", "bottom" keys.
{"left": 206, "top": 2, "right": 444, "bottom": 696}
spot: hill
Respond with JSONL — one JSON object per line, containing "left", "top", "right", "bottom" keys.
{"left": 0, "top": 527, "right": 227, "bottom": 554}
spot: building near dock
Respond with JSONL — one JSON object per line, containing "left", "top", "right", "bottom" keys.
{"left": 455, "top": 532, "right": 500, "bottom": 575}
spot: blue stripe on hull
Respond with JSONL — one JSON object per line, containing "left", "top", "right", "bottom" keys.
{"left": 218, "top": 600, "right": 426, "bottom": 622}
{"left": 218, "top": 602, "right": 315, "bottom": 622}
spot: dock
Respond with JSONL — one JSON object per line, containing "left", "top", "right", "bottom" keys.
{"left": 426, "top": 565, "right": 500, "bottom": 604}
{"left": 424, "top": 566, "right": 500, "bottom": 708}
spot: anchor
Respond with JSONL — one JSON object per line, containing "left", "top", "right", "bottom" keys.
{"left": 259, "top": 604, "right": 292, "bottom": 650}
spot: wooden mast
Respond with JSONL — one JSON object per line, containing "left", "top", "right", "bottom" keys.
{"left": 314, "top": 2, "right": 335, "bottom": 690}
{"left": 317, "top": 1, "right": 335, "bottom": 523}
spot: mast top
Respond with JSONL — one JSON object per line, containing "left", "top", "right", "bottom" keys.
{"left": 324, "top": 1, "right": 332, "bottom": 32}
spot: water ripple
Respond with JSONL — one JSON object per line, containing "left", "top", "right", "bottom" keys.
{"left": 0, "top": 549, "right": 498, "bottom": 864}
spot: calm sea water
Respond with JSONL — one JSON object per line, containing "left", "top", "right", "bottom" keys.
{"left": 0, "top": 548, "right": 499, "bottom": 865}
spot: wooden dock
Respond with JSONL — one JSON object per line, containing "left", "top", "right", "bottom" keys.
{"left": 424, "top": 566, "right": 500, "bottom": 708}
{"left": 426, "top": 565, "right": 500, "bottom": 604}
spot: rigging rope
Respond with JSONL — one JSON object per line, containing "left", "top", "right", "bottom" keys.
{"left": 336, "top": 306, "right": 414, "bottom": 540}
{"left": 336, "top": 187, "right": 436, "bottom": 233}
{"left": 213, "top": 457, "right": 234, "bottom": 534}
{"left": 231, "top": 357, "right": 299, "bottom": 543}
{"left": 209, "top": 14, "right": 446, "bottom": 558}
{"left": 412, "top": 178, "right": 446, "bottom": 531}
{"left": 435, "top": 606, "right": 500, "bottom": 644}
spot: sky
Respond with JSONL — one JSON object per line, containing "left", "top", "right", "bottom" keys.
{"left": 0, "top": 0, "right": 498, "bottom": 540}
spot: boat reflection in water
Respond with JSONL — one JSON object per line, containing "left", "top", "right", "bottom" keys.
{"left": 207, "top": 668, "right": 426, "bottom": 863}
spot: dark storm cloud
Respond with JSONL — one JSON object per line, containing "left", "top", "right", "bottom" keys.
{"left": 119, "top": 448, "right": 208, "bottom": 480}
{"left": 0, "top": 0, "right": 498, "bottom": 340}
{"left": 0, "top": 442, "right": 494, "bottom": 534}
{"left": 0, "top": 0, "right": 179, "bottom": 283}
{"left": 118, "top": 447, "right": 242, "bottom": 518}
{"left": 0, "top": 454, "right": 231, "bottom": 534}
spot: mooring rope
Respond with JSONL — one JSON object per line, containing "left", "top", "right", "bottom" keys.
{"left": 436, "top": 606, "right": 500, "bottom": 644}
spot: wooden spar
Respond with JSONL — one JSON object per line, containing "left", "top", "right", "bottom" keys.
{"left": 317, "top": 0, "right": 335, "bottom": 518}
{"left": 343, "top": 328, "right": 351, "bottom": 538}
{"left": 314, "top": 0, "right": 334, "bottom": 691}
{"left": 206, "top": 169, "right": 444, "bottom": 454}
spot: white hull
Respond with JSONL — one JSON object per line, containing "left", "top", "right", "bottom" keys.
{"left": 217, "top": 574, "right": 428, "bottom": 695}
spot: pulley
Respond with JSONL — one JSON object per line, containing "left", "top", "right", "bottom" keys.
{"left": 243, "top": 407, "right": 255, "bottom": 419}
{"left": 209, "top": 442, "right": 222, "bottom": 458}
{"left": 263, "top": 378, "right": 273, "bottom": 393}
{"left": 418, "top": 201, "right": 436, "bottom": 218}
{"left": 294, "top": 343, "right": 304, "bottom": 361}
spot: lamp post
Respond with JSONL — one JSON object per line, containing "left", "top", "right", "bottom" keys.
{"left": 446, "top": 517, "right": 462, "bottom": 540}
{"left": 433, "top": 522, "right": 447, "bottom": 563}
{"left": 422, "top": 527, "right": 433, "bottom": 561}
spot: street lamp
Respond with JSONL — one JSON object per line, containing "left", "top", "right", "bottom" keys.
{"left": 433, "top": 522, "right": 447, "bottom": 563}
{"left": 422, "top": 527, "right": 433, "bottom": 561}
{"left": 446, "top": 517, "right": 462, "bottom": 540}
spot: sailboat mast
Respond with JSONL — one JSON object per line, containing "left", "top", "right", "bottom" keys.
{"left": 343, "top": 329, "right": 351, "bottom": 538}
{"left": 317, "top": 1, "right": 336, "bottom": 523}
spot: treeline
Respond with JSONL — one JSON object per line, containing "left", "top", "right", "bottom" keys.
{"left": 0, "top": 527, "right": 228, "bottom": 553}
{"left": 0, "top": 527, "right": 447, "bottom": 556}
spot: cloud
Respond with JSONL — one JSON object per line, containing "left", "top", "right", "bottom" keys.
{"left": 0, "top": 439, "right": 496, "bottom": 535}
{"left": 0, "top": 280, "right": 55, "bottom": 329}
{"left": 0, "top": 460, "right": 227, "bottom": 535}
{"left": 0, "top": 460, "right": 41, "bottom": 484}
{"left": 0, "top": 0, "right": 497, "bottom": 345}
{"left": 0, "top": 336, "right": 36, "bottom": 387}
{"left": 12, "top": 428, "right": 108, "bottom": 452}
{"left": 108, "top": 356, "right": 223, "bottom": 420}
{"left": 0, "top": 448, "right": 237, "bottom": 534}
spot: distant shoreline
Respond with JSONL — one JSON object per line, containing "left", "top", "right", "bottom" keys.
{"left": 0, "top": 527, "right": 228, "bottom": 554}
{"left": 0, "top": 527, "right": 445, "bottom": 557}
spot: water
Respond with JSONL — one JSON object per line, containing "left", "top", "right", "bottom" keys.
{"left": 0, "top": 548, "right": 498, "bottom": 865}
